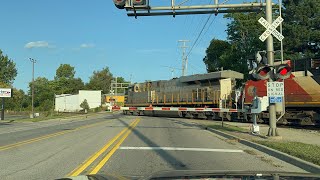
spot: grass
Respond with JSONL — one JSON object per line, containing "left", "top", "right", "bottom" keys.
{"left": 208, "top": 124, "right": 247, "bottom": 133}
{"left": 206, "top": 122, "right": 320, "bottom": 166}
{"left": 255, "top": 141, "right": 320, "bottom": 166}
{"left": 12, "top": 112, "right": 102, "bottom": 122}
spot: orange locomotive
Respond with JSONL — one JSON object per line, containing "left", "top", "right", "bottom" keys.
{"left": 243, "top": 58, "right": 320, "bottom": 125}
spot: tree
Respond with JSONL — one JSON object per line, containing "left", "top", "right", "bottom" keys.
{"left": 224, "top": 11, "right": 269, "bottom": 70}
{"left": 86, "top": 67, "right": 113, "bottom": 94}
{"left": 0, "top": 50, "right": 17, "bottom": 85}
{"left": 5, "top": 88, "right": 28, "bottom": 111}
{"left": 283, "top": 0, "right": 320, "bottom": 59}
{"left": 28, "top": 77, "right": 55, "bottom": 110}
{"left": 55, "top": 64, "right": 75, "bottom": 80}
{"left": 203, "top": 39, "right": 232, "bottom": 72}
{"left": 52, "top": 77, "right": 85, "bottom": 94}
{"left": 80, "top": 99, "right": 90, "bottom": 112}
{"left": 53, "top": 64, "right": 84, "bottom": 94}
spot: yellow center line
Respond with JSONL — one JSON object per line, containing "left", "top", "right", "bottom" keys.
{"left": 89, "top": 118, "right": 140, "bottom": 174}
{"left": 0, "top": 120, "right": 111, "bottom": 151}
{"left": 67, "top": 118, "right": 139, "bottom": 177}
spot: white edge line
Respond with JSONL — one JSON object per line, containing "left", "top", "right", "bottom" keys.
{"left": 119, "top": 147, "right": 243, "bottom": 153}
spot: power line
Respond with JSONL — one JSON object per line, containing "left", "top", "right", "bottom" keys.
{"left": 186, "top": 13, "right": 213, "bottom": 58}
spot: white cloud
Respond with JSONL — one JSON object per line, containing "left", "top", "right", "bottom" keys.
{"left": 24, "top": 41, "right": 52, "bottom": 49}
{"left": 80, "top": 43, "right": 95, "bottom": 48}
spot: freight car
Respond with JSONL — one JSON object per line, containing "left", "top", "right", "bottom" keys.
{"left": 124, "top": 70, "right": 243, "bottom": 119}
{"left": 243, "top": 58, "right": 320, "bottom": 125}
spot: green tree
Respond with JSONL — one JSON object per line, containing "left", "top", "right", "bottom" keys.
{"left": 86, "top": 67, "right": 113, "bottom": 94}
{"left": 53, "top": 64, "right": 84, "bottom": 94}
{"left": 203, "top": 39, "right": 232, "bottom": 72}
{"left": 0, "top": 50, "right": 17, "bottom": 85}
{"left": 80, "top": 99, "right": 90, "bottom": 111}
{"left": 283, "top": 0, "right": 320, "bottom": 59}
{"left": 5, "top": 88, "right": 27, "bottom": 111}
{"left": 55, "top": 64, "right": 75, "bottom": 80}
{"left": 28, "top": 77, "right": 55, "bottom": 110}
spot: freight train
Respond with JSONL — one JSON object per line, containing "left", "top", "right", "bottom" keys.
{"left": 123, "top": 58, "right": 320, "bottom": 125}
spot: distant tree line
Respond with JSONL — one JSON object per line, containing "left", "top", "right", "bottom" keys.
{"left": 0, "top": 50, "right": 129, "bottom": 113}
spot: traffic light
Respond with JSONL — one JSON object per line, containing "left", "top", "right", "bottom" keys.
{"left": 275, "top": 64, "right": 292, "bottom": 79}
{"left": 113, "top": 0, "right": 126, "bottom": 9}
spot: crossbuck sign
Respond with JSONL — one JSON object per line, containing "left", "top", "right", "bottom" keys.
{"left": 259, "top": 16, "right": 284, "bottom": 42}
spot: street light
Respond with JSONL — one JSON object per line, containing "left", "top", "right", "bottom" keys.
{"left": 29, "top": 58, "right": 36, "bottom": 118}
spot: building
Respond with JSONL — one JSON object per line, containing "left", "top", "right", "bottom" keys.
{"left": 104, "top": 93, "right": 125, "bottom": 106}
{"left": 55, "top": 90, "right": 102, "bottom": 112}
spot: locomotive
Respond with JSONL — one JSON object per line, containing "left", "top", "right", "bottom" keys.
{"left": 125, "top": 70, "right": 243, "bottom": 119}
{"left": 244, "top": 58, "right": 320, "bottom": 125}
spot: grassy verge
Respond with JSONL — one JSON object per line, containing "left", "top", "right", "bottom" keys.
{"left": 12, "top": 112, "right": 106, "bottom": 122}
{"left": 208, "top": 123, "right": 247, "bottom": 133}
{"left": 206, "top": 122, "right": 320, "bottom": 166}
{"left": 256, "top": 141, "right": 320, "bottom": 166}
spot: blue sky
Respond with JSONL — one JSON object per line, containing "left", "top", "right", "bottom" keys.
{"left": 0, "top": 0, "right": 231, "bottom": 91}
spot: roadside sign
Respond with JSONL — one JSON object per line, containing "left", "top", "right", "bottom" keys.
{"left": 267, "top": 82, "right": 284, "bottom": 97}
{"left": 259, "top": 16, "right": 284, "bottom": 42}
{"left": 269, "top": 96, "right": 282, "bottom": 103}
{"left": 0, "top": 88, "right": 12, "bottom": 98}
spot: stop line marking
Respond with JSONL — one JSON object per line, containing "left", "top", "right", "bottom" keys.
{"left": 119, "top": 147, "right": 243, "bottom": 153}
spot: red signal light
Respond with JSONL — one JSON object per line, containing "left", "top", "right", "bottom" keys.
{"left": 276, "top": 64, "right": 292, "bottom": 79}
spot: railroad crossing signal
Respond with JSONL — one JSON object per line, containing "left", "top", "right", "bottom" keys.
{"left": 259, "top": 16, "right": 284, "bottom": 42}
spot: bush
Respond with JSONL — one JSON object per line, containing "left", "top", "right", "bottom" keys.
{"left": 80, "top": 99, "right": 90, "bottom": 111}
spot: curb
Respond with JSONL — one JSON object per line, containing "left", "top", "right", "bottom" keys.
{"left": 202, "top": 125, "right": 320, "bottom": 173}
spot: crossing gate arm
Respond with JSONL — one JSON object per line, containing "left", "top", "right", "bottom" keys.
{"left": 112, "top": 106, "right": 243, "bottom": 113}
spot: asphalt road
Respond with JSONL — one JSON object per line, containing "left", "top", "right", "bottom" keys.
{"left": 0, "top": 113, "right": 309, "bottom": 179}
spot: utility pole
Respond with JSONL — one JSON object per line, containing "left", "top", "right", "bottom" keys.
{"left": 1, "top": 97, "right": 4, "bottom": 120}
{"left": 115, "top": 76, "right": 118, "bottom": 96}
{"left": 265, "top": 0, "right": 278, "bottom": 136}
{"left": 178, "top": 40, "right": 189, "bottom": 76}
{"left": 29, "top": 58, "right": 36, "bottom": 118}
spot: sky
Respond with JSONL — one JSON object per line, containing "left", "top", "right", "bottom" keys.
{"left": 0, "top": 0, "right": 233, "bottom": 91}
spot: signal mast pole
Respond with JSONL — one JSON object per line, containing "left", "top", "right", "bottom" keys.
{"left": 266, "top": 0, "right": 278, "bottom": 136}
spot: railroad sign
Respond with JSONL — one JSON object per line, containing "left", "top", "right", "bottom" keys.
{"left": 267, "top": 82, "right": 284, "bottom": 97}
{"left": 259, "top": 16, "right": 284, "bottom": 42}
{"left": 269, "top": 96, "right": 282, "bottom": 103}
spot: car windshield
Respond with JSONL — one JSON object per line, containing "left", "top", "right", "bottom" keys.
{"left": 0, "top": 0, "right": 319, "bottom": 180}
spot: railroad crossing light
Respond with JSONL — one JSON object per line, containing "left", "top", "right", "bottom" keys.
{"left": 252, "top": 65, "right": 273, "bottom": 80}
{"left": 132, "top": 0, "right": 146, "bottom": 5}
{"left": 113, "top": 0, "right": 126, "bottom": 9}
{"left": 275, "top": 64, "right": 292, "bottom": 79}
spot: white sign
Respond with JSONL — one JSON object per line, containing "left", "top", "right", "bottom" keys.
{"left": 0, "top": 88, "right": 12, "bottom": 98}
{"left": 259, "top": 16, "right": 284, "bottom": 42}
{"left": 267, "top": 82, "right": 284, "bottom": 97}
